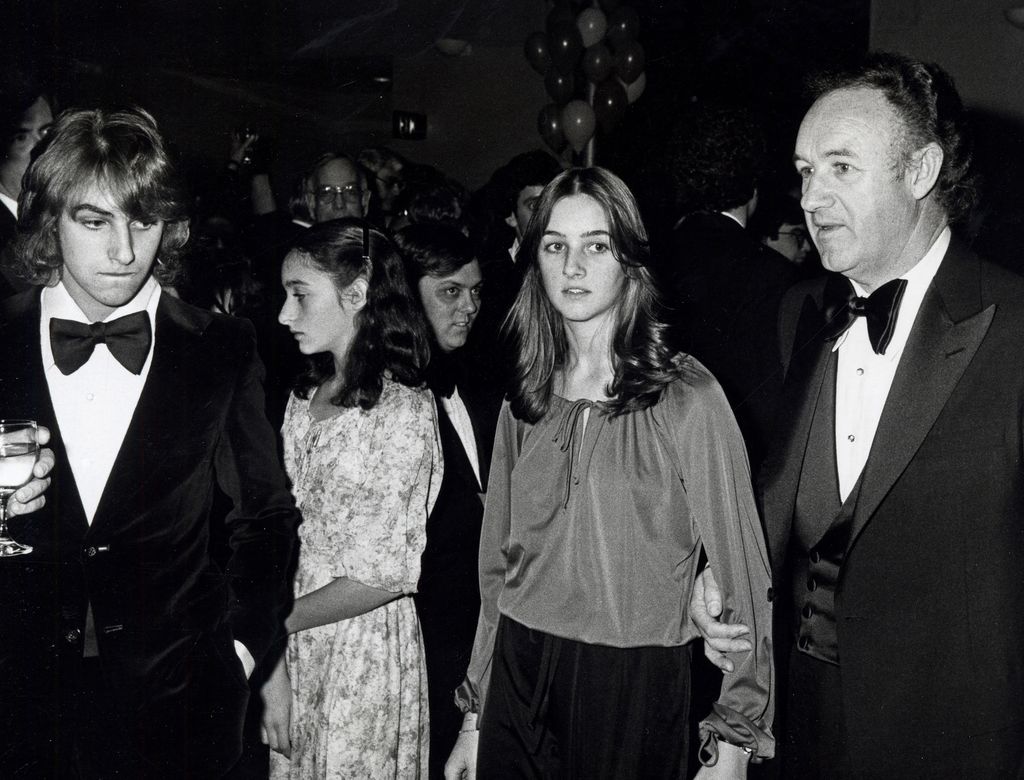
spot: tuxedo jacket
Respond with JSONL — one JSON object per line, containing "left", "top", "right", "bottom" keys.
{"left": 0, "top": 289, "right": 299, "bottom": 777}
{"left": 667, "top": 211, "right": 800, "bottom": 469}
{"left": 0, "top": 207, "right": 28, "bottom": 299}
{"left": 415, "top": 375, "right": 501, "bottom": 779}
{"left": 763, "top": 236, "right": 1024, "bottom": 776}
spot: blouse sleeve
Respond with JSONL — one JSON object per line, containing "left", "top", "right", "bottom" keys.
{"left": 670, "top": 370, "right": 776, "bottom": 763}
{"left": 333, "top": 386, "right": 443, "bottom": 594}
{"left": 454, "top": 400, "right": 518, "bottom": 719}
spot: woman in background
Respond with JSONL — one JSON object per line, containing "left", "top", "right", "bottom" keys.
{"left": 446, "top": 168, "right": 774, "bottom": 779}
{"left": 396, "top": 223, "right": 502, "bottom": 779}
{"left": 261, "top": 218, "right": 441, "bottom": 779}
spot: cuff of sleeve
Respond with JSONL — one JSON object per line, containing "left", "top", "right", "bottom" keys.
{"left": 698, "top": 703, "right": 775, "bottom": 765}
{"left": 454, "top": 679, "right": 480, "bottom": 715}
{"left": 234, "top": 640, "right": 256, "bottom": 679}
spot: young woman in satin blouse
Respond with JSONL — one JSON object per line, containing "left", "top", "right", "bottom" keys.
{"left": 445, "top": 167, "right": 775, "bottom": 779}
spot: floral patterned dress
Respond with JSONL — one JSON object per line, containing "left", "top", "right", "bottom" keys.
{"left": 270, "top": 378, "right": 442, "bottom": 779}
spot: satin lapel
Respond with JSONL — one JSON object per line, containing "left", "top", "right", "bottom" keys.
{"left": 2, "top": 291, "right": 89, "bottom": 531}
{"left": 848, "top": 254, "right": 994, "bottom": 553}
{"left": 763, "top": 289, "right": 834, "bottom": 571}
{"left": 90, "top": 297, "right": 207, "bottom": 528}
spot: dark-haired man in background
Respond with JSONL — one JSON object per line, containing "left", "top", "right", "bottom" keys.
{"left": 693, "top": 52, "right": 1024, "bottom": 777}
{"left": 666, "top": 103, "right": 799, "bottom": 471}
{"left": 0, "top": 107, "right": 298, "bottom": 778}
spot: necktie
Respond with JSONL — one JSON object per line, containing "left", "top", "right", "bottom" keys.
{"left": 821, "top": 275, "right": 908, "bottom": 355}
{"left": 50, "top": 311, "right": 152, "bottom": 375}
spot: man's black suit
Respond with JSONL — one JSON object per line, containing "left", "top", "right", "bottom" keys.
{"left": 0, "top": 207, "right": 28, "bottom": 299}
{"left": 0, "top": 289, "right": 299, "bottom": 777}
{"left": 415, "top": 355, "right": 501, "bottom": 779}
{"left": 764, "top": 237, "right": 1024, "bottom": 776}
{"left": 668, "top": 211, "right": 800, "bottom": 469}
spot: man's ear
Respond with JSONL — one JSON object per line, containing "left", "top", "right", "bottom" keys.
{"left": 908, "top": 142, "right": 944, "bottom": 201}
{"left": 360, "top": 189, "right": 371, "bottom": 217}
{"left": 504, "top": 211, "right": 517, "bottom": 229}
{"left": 342, "top": 277, "right": 369, "bottom": 312}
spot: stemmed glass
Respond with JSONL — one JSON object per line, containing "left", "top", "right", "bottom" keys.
{"left": 0, "top": 420, "right": 39, "bottom": 557}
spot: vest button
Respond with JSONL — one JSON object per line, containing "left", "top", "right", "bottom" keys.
{"left": 766, "top": 587, "right": 775, "bottom": 603}
{"left": 64, "top": 628, "right": 81, "bottom": 644}
{"left": 807, "top": 576, "right": 817, "bottom": 591}
{"left": 85, "top": 546, "right": 97, "bottom": 558}
{"left": 802, "top": 603, "right": 814, "bottom": 619}
{"left": 798, "top": 635, "right": 810, "bottom": 650}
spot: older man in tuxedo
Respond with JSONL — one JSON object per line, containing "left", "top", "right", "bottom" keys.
{"left": 0, "top": 107, "right": 299, "bottom": 778}
{"left": 692, "top": 53, "right": 1024, "bottom": 777}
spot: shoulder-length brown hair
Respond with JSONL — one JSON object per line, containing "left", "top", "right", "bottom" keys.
{"left": 8, "top": 107, "right": 190, "bottom": 286}
{"left": 505, "top": 166, "right": 681, "bottom": 423}
{"left": 290, "top": 218, "right": 431, "bottom": 410}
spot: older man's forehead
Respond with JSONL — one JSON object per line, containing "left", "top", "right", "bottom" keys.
{"left": 316, "top": 158, "right": 360, "bottom": 186}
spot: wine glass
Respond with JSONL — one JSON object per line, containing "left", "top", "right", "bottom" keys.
{"left": 0, "top": 420, "right": 39, "bottom": 557}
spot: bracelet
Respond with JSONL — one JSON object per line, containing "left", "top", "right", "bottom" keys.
{"left": 459, "top": 728, "right": 479, "bottom": 734}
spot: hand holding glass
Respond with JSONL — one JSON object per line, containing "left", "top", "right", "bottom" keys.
{"left": 0, "top": 420, "right": 39, "bottom": 557}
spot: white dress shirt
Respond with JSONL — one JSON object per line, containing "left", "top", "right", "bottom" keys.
{"left": 40, "top": 278, "right": 160, "bottom": 524}
{"left": 834, "top": 227, "right": 950, "bottom": 501}
{"left": 442, "top": 387, "right": 481, "bottom": 488}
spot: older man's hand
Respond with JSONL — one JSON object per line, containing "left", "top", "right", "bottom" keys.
{"left": 690, "top": 567, "right": 753, "bottom": 673}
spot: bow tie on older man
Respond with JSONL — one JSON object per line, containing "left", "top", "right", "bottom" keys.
{"left": 49, "top": 311, "right": 152, "bottom": 375}
{"left": 820, "top": 274, "right": 908, "bottom": 355}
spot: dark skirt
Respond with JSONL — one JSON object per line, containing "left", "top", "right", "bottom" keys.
{"left": 478, "top": 616, "right": 692, "bottom": 779}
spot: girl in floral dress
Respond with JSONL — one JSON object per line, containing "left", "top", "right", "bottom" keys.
{"left": 261, "top": 219, "right": 442, "bottom": 779}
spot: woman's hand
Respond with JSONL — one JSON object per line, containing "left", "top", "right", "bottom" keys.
{"left": 260, "top": 657, "right": 292, "bottom": 758}
{"left": 694, "top": 741, "right": 750, "bottom": 780}
{"left": 444, "top": 714, "right": 479, "bottom": 780}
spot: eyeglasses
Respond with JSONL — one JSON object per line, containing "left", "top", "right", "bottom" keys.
{"left": 310, "top": 184, "right": 362, "bottom": 206}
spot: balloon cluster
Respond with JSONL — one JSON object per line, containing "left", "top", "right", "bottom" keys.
{"left": 526, "top": 1, "right": 646, "bottom": 155}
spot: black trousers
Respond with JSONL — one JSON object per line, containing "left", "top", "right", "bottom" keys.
{"left": 477, "top": 616, "right": 691, "bottom": 780}
{"left": 780, "top": 646, "right": 849, "bottom": 779}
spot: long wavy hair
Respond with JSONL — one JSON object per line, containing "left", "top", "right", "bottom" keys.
{"left": 8, "top": 107, "right": 190, "bottom": 286}
{"left": 505, "top": 167, "right": 682, "bottom": 423}
{"left": 290, "top": 218, "right": 430, "bottom": 409}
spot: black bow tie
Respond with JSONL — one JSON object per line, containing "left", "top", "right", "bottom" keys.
{"left": 50, "top": 312, "right": 152, "bottom": 375}
{"left": 821, "top": 275, "right": 908, "bottom": 355}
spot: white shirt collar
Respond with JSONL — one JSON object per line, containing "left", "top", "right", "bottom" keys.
{"left": 720, "top": 210, "right": 744, "bottom": 228}
{"left": 40, "top": 276, "right": 162, "bottom": 371}
{"left": 0, "top": 191, "right": 17, "bottom": 219}
{"left": 833, "top": 226, "right": 950, "bottom": 355}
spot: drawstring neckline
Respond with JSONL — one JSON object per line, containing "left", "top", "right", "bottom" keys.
{"left": 553, "top": 398, "right": 592, "bottom": 508}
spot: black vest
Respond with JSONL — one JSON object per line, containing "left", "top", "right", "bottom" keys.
{"left": 791, "top": 351, "right": 862, "bottom": 665}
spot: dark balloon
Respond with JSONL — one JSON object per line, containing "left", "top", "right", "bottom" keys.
{"left": 561, "top": 99, "right": 596, "bottom": 153}
{"left": 544, "top": 69, "right": 575, "bottom": 105}
{"left": 538, "top": 103, "right": 568, "bottom": 154}
{"left": 582, "top": 43, "right": 613, "bottom": 83}
{"left": 576, "top": 7, "right": 608, "bottom": 48}
{"left": 548, "top": 20, "right": 584, "bottom": 73}
{"left": 606, "top": 5, "right": 640, "bottom": 46}
{"left": 614, "top": 40, "right": 645, "bottom": 84}
{"left": 524, "top": 31, "right": 551, "bottom": 75}
{"left": 624, "top": 71, "right": 646, "bottom": 103}
{"left": 593, "top": 78, "right": 628, "bottom": 133}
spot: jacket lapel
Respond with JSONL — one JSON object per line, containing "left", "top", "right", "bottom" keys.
{"left": 763, "top": 285, "right": 835, "bottom": 573}
{"left": 89, "top": 296, "right": 210, "bottom": 529}
{"left": 847, "top": 240, "right": 993, "bottom": 552}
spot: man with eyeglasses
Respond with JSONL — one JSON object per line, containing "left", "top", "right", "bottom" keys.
{"left": 303, "top": 152, "right": 371, "bottom": 224}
